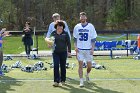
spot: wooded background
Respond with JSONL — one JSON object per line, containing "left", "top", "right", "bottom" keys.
{"left": 0, "top": 0, "right": 139, "bottom": 31}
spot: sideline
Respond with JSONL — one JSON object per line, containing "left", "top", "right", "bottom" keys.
{"left": 1, "top": 78, "right": 140, "bottom": 82}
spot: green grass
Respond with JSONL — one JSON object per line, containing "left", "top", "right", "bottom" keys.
{"left": 0, "top": 56, "right": 140, "bottom": 93}
{"left": 2, "top": 35, "right": 75, "bottom": 54}
{"left": 3, "top": 35, "right": 48, "bottom": 54}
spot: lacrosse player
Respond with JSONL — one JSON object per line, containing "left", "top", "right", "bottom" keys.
{"left": 73, "top": 12, "right": 97, "bottom": 87}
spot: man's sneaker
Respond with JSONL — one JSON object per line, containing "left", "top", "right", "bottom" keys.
{"left": 61, "top": 81, "right": 66, "bottom": 85}
{"left": 53, "top": 82, "right": 59, "bottom": 87}
{"left": 79, "top": 83, "right": 84, "bottom": 87}
{"left": 59, "top": 83, "right": 62, "bottom": 87}
{"left": 79, "top": 79, "right": 84, "bottom": 87}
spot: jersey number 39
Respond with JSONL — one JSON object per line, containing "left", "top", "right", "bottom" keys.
{"left": 79, "top": 33, "right": 88, "bottom": 41}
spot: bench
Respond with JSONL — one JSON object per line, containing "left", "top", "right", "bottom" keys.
{"left": 95, "top": 40, "right": 138, "bottom": 58}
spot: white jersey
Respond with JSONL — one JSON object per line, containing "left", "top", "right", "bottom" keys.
{"left": 73, "top": 23, "right": 97, "bottom": 49}
{"left": 46, "top": 21, "right": 71, "bottom": 40}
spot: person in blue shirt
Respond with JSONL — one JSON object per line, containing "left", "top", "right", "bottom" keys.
{"left": 46, "top": 13, "right": 71, "bottom": 40}
{"left": 0, "top": 37, "right": 3, "bottom": 76}
{"left": 0, "top": 28, "right": 7, "bottom": 76}
{"left": 46, "top": 13, "right": 72, "bottom": 58}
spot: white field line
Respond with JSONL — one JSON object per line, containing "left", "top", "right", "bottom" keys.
{"left": 1, "top": 78, "right": 140, "bottom": 82}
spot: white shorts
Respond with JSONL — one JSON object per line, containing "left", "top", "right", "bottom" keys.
{"left": 77, "top": 49, "right": 93, "bottom": 62}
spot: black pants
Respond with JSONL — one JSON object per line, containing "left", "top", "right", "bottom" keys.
{"left": 25, "top": 45, "right": 31, "bottom": 55}
{"left": 53, "top": 51, "right": 67, "bottom": 83}
{"left": 0, "top": 51, "right": 3, "bottom": 69}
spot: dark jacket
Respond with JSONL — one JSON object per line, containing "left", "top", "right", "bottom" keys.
{"left": 22, "top": 27, "right": 33, "bottom": 46}
{"left": 51, "top": 30, "right": 71, "bottom": 53}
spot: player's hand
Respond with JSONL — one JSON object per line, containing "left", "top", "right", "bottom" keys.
{"left": 1, "top": 28, "right": 6, "bottom": 31}
{"left": 47, "top": 44, "right": 52, "bottom": 48}
{"left": 75, "top": 47, "right": 79, "bottom": 53}
{"left": 68, "top": 52, "right": 72, "bottom": 58}
{"left": 4, "top": 31, "right": 11, "bottom": 36}
{"left": 1, "top": 28, "right": 11, "bottom": 37}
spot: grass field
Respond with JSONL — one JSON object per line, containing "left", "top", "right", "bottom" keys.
{"left": 0, "top": 56, "right": 140, "bottom": 93}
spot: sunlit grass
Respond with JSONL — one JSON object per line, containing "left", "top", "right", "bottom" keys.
{"left": 0, "top": 56, "right": 140, "bottom": 93}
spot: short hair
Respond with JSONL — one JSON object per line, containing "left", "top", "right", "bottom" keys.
{"left": 80, "top": 12, "right": 87, "bottom": 16}
{"left": 52, "top": 13, "right": 60, "bottom": 18}
{"left": 54, "top": 20, "right": 65, "bottom": 29}
{"left": 25, "top": 21, "right": 30, "bottom": 25}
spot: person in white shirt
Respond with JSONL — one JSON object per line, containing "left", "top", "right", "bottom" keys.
{"left": 73, "top": 12, "right": 97, "bottom": 87}
{"left": 46, "top": 13, "right": 71, "bottom": 40}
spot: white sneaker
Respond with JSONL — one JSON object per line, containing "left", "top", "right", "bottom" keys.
{"left": 59, "top": 83, "right": 62, "bottom": 87}
{"left": 61, "top": 81, "right": 66, "bottom": 85}
{"left": 53, "top": 82, "right": 59, "bottom": 87}
{"left": 79, "top": 79, "right": 84, "bottom": 87}
{"left": 79, "top": 83, "right": 84, "bottom": 87}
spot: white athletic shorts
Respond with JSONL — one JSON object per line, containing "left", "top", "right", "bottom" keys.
{"left": 77, "top": 49, "right": 93, "bottom": 62}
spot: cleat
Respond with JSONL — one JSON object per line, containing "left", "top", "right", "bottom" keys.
{"left": 79, "top": 79, "right": 84, "bottom": 87}
{"left": 61, "top": 81, "right": 66, "bottom": 85}
{"left": 53, "top": 82, "right": 59, "bottom": 87}
{"left": 79, "top": 83, "right": 84, "bottom": 87}
{"left": 59, "top": 83, "right": 62, "bottom": 87}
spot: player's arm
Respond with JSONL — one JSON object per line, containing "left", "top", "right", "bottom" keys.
{"left": 46, "top": 23, "right": 53, "bottom": 38}
{"left": 74, "top": 37, "right": 78, "bottom": 59}
{"left": 91, "top": 24, "right": 97, "bottom": 38}
{"left": 64, "top": 21, "right": 71, "bottom": 40}
{"left": 91, "top": 38, "right": 96, "bottom": 51}
{"left": 0, "top": 37, "right": 2, "bottom": 43}
{"left": 90, "top": 38, "right": 96, "bottom": 55}
{"left": 45, "top": 23, "right": 55, "bottom": 48}
{"left": 66, "top": 33, "right": 71, "bottom": 53}
{"left": 73, "top": 26, "right": 78, "bottom": 53}
{"left": 66, "top": 32, "right": 71, "bottom": 57}
{"left": 0, "top": 28, "right": 10, "bottom": 37}
{"left": 0, "top": 28, "right": 6, "bottom": 36}
{"left": 90, "top": 24, "right": 97, "bottom": 55}
{"left": 74, "top": 37, "right": 78, "bottom": 50}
